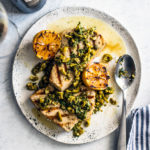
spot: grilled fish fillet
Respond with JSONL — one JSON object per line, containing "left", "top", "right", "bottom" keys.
{"left": 30, "top": 88, "right": 78, "bottom": 132}
{"left": 30, "top": 85, "right": 96, "bottom": 131}
{"left": 50, "top": 29, "right": 105, "bottom": 91}
{"left": 49, "top": 40, "right": 74, "bottom": 91}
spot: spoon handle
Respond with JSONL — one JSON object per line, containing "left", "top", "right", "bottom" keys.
{"left": 117, "top": 91, "right": 126, "bottom": 150}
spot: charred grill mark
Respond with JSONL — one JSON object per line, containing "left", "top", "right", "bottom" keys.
{"left": 77, "top": 44, "right": 79, "bottom": 49}
{"left": 87, "top": 71, "right": 95, "bottom": 76}
{"left": 47, "top": 44, "right": 50, "bottom": 51}
{"left": 94, "top": 76, "right": 101, "bottom": 79}
{"left": 56, "top": 65, "right": 61, "bottom": 85}
{"left": 92, "top": 39, "right": 96, "bottom": 49}
{"left": 86, "top": 69, "right": 90, "bottom": 72}
{"left": 38, "top": 33, "right": 43, "bottom": 38}
{"left": 59, "top": 122, "right": 72, "bottom": 127}
{"left": 106, "top": 75, "right": 110, "bottom": 79}
{"left": 77, "top": 44, "right": 79, "bottom": 55}
{"left": 69, "top": 47, "right": 71, "bottom": 54}
{"left": 54, "top": 35, "right": 58, "bottom": 40}
{"left": 61, "top": 114, "right": 70, "bottom": 117}
{"left": 90, "top": 85, "right": 96, "bottom": 88}
{"left": 87, "top": 96, "right": 94, "bottom": 99}
{"left": 47, "top": 116, "right": 57, "bottom": 120}
{"left": 48, "top": 54, "right": 51, "bottom": 59}
{"left": 104, "top": 83, "right": 108, "bottom": 87}
{"left": 97, "top": 35, "right": 101, "bottom": 45}
{"left": 64, "top": 63, "right": 67, "bottom": 72}
{"left": 47, "top": 107, "right": 60, "bottom": 112}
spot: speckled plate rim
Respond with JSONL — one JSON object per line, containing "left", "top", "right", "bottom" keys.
{"left": 12, "top": 6, "right": 141, "bottom": 144}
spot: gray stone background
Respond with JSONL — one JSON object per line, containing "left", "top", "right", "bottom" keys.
{"left": 0, "top": 0, "right": 150, "bottom": 150}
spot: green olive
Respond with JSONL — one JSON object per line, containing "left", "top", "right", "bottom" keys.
{"left": 84, "top": 119, "right": 90, "bottom": 127}
{"left": 40, "top": 98, "right": 44, "bottom": 103}
{"left": 110, "top": 98, "right": 117, "bottom": 105}
{"left": 104, "top": 87, "right": 114, "bottom": 94}
{"left": 102, "top": 54, "right": 113, "bottom": 63}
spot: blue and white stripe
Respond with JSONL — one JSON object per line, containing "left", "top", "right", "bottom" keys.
{"left": 127, "top": 105, "right": 150, "bottom": 150}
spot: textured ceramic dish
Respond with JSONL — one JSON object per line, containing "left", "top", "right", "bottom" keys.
{"left": 12, "top": 7, "right": 141, "bottom": 144}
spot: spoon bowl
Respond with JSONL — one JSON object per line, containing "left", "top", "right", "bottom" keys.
{"left": 115, "top": 55, "right": 136, "bottom": 90}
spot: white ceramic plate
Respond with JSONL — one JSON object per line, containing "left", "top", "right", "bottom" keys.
{"left": 12, "top": 7, "right": 141, "bottom": 144}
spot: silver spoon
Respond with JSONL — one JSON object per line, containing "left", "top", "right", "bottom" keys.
{"left": 115, "top": 54, "right": 136, "bottom": 150}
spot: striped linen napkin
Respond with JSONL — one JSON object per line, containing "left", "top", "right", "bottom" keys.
{"left": 127, "top": 105, "right": 150, "bottom": 150}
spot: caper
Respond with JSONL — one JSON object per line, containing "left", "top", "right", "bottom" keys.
{"left": 67, "top": 106, "right": 72, "bottom": 112}
{"left": 29, "top": 75, "right": 38, "bottom": 81}
{"left": 31, "top": 63, "right": 41, "bottom": 75}
{"left": 32, "top": 68, "right": 39, "bottom": 75}
{"left": 40, "top": 62, "right": 47, "bottom": 71}
{"left": 26, "top": 82, "right": 38, "bottom": 91}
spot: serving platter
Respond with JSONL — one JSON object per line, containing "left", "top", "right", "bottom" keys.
{"left": 12, "top": 7, "right": 141, "bottom": 144}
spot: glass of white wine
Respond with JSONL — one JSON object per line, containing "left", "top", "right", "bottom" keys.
{"left": 0, "top": 2, "right": 8, "bottom": 42}
{"left": 0, "top": 2, "right": 19, "bottom": 58}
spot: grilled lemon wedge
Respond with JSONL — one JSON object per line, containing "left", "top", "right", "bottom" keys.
{"left": 82, "top": 63, "right": 110, "bottom": 90}
{"left": 33, "top": 30, "right": 61, "bottom": 60}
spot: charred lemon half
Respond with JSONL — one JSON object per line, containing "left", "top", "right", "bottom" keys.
{"left": 82, "top": 63, "right": 110, "bottom": 90}
{"left": 33, "top": 30, "right": 61, "bottom": 60}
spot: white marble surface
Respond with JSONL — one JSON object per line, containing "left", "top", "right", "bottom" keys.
{"left": 0, "top": 0, "right": 150, "bottom": 150}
